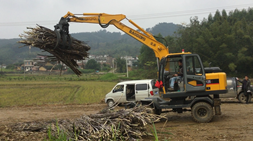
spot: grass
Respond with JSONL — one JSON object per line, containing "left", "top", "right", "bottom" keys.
{"left": 0, "top": 74, "right": 103, "bottom": 81}
{"left": 0, "top": 73, "right": 138, "bottom": 82}
{"left": 146, "top": 122, "right": 172, "bottom": 141}
{"left": 0, "top": 81, "right": 116, "bottom": 107}
{"left": 100, "top": 73, "right": 119, "bottom": 81}
{"left": 0, "top": 68, "right": 14, "bottom": 72}
{"left": 0, "top": 72, "right": 145, "bottom": 107}
{"left": 46, "top": 120, "right": 69, "bottom": 141}
{"left": 152, "top": 122, "right": 159, "bottom": 141}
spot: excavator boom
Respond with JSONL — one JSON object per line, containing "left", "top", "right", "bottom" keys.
{"left": 54, "top": 12, "right": 169, "bottom": 60}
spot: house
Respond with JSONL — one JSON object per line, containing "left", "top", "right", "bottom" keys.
{"left": 45, "top": 62, "right": 54, "bottom": 67}
{"left": 106, "top": 56, "right": 113, "bottom": 66}
{"left": 0, "top": 64, "right": 7, "bottom": 69}
{"left": 77, "top": 62, "right": 85, "bottom": 69}
{"left": 121, "top": 56, "right": 137, "bottom": 67}
{"left": 16, "top": 66, "right": 21, "bottom": 71}
{"left": 39, "top": 66, "right": 47, "bottom": 71}
{"left": 84, "top": 55, "right": 114, "bottom": 67}
{"left": 24, "top": 60, "right": 34, "bottom": 72}
{"left": 32, "top": 66, "right": 40, "bottom": 71}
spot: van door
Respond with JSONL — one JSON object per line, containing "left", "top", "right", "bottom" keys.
{"left": 112, "top": 84, "right": 126, "bottom": 102}
{"left": 135, "top": 83, "right": 149, "bottom": 101}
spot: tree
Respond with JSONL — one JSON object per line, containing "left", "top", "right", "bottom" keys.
{"left": 139, "top": 33, "right": 168, "bottom": 69}
{"left": 176, "top": 8, "right": 253, "bottom": 76}
{"left": 85, "top": 59, "right": 100, "bottom": 70}
{"left": 115, "top": 57, "right": 126, "bottom": 73}
{"left": 138, "top": 44, "right": 156, "bottom": 69}
{"left": 101, "top": 63, "right": 111, "bottom": 72}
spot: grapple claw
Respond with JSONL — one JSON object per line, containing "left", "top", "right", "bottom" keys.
{"left": 54, "top": 17, "right": 72, "bottom": 49}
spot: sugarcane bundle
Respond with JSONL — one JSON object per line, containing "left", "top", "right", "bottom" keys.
{"left": 18, "top": 25, "right": 90, "bottom": 76}
{"left": 10, "top": 106, "right": 166, "bottom": 140}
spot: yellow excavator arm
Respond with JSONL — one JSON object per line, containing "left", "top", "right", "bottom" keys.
{"left": 55, "top": 12, "right": 169, "bottom": 60}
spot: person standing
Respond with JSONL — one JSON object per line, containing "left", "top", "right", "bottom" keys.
{"left": 236, "top": 76, "right": 251, "bottom": 104}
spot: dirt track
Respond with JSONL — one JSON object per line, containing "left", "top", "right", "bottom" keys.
{"left": 0, "top": 104, "right": 105, "bottom": 126}
{"left": 1, "top": 99, "right": 253, "bottom": 140}
{"left": 149, "top": 100, "right": 253, "bottom": 141}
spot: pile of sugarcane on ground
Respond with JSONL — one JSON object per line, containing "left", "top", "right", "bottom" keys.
{"left": 10, "top": 106, "right": 166, "bottom": 140}
{"left": 18, "top": 25, "right": 90, "bottom": 76}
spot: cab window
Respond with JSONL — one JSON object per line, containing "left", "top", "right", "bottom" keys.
{"left": 186, "top": 56, "right": 203, "bottom": 75}
{"left": 165, "top": 57, "right": 182, "bottom": 74}
{"left": 113, "top": 85, "right": 124, "bottom": 92}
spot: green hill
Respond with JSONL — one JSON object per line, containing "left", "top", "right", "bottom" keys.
{"left": 0, "top": 22, "right": 180, "bottom": 65}
{"left": 0, "top": 39, "right": 40, "bottom": 64}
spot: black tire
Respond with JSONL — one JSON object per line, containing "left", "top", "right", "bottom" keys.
{"left": 249, "top": 94, "right": 252, "bottom": 103}
{"left": 154, "top": 108, "right": 162, "bottom": 115}
{"left": 107, "top": 99, "right": 115, "bottom": 108}
{"left": 238, "top": 92, "right": 252, "bottom": 103}
{"left": 191, "top": 102, "right": 213, "bottom": 123}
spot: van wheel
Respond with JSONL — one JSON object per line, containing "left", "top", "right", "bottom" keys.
{"left": 107, "top": 100, "right": 115, "bottom": 108}
{"left": 238, "top": 92, "right": 252, "bottom": 103}
{"left": 191, "top": 102, "right": 213, "bottom": 123}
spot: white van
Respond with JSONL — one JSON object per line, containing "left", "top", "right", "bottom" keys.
{"left": 105, "top": 79, "right": 159, "bottom": 107}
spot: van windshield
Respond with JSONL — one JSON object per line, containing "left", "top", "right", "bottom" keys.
{"left": 113, "top": 85, "right": 124, "bottom": 92}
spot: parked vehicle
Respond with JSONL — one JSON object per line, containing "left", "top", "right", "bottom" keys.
{"left": 222, "top": 77, "right": 253, "bottom": 103}
{"left": 105, "top": 79, "right": 159, "bottom": 107}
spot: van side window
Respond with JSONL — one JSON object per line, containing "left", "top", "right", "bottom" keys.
{"left": 113, "top": 85, "right": 124, "bottom": 92}
{"left": 136, "top": 84, "right": 147, "bottom": 90}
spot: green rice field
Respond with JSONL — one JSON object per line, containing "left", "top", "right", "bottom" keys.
{"left": 0, "top": 81, "right": 117, "bottom": 107}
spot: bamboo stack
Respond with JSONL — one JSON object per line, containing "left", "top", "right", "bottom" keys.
{"left": 11, "top": 106, "right": 166, "bottom": 140}
{"left": 18, "top": 25, "right": 90, "bottom": 76}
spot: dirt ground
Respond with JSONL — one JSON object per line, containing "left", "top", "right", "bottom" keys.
{"left": 1, "top": 98, "right": 253, "bottom": 141}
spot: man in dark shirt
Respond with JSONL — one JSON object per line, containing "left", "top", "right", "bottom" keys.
{"left": 236, "top": 75, "right": 251, "bottom": 104}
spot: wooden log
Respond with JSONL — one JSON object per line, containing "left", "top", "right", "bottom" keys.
{"left": 18, "top": 25, "right": 90, "bottom": 76}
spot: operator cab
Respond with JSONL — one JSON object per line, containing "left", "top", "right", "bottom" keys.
{"left": 158, "top": 53, "right": 206, "bottom": 96}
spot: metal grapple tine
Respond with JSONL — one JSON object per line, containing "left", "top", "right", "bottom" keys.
{"left": 54, "top": 28, "right": 61, "bottom": 49}
{"left": 54, "top": 17, "right": 71, "bottom": 49}
{"left": 62, "top": 33, "right": 67, "bottom": 49}
{"left": 67, "top": 35, "right": 72, "bottom": 49}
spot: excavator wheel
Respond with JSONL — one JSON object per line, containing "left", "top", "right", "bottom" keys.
{"left": 191, "top": 102, "right": 213, "bottom": 123}
{"left": 153, "top": 108, "right": 162, "bottom": 115}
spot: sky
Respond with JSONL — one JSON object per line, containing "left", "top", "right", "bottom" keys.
{"left": 0, "top": 0, "right": 253, "bottom": 39}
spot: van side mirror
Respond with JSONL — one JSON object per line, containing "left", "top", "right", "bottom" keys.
{"left": 113, "top": 89, "right": 116, "bottom": 93}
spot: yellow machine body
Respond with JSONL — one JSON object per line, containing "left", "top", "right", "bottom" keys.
{"left": 186, "top": 72, "right": 227, "bottom": 91}
{"left": 205, "top": 72, "right": 227, "bottom": 91}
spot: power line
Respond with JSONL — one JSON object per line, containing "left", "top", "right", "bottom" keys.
{"left": 132, "top": 7, "right": 250, "bottom": 20}
{"left": 0, "top": 4, "right": 252, "bottom": 26}
{"left": 129, "top": 3, "right": 253, "bottom": 18}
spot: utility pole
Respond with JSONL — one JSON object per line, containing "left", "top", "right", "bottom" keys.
{"left": 24, "top": 59, "right": 25, "bottom": 79}
{"left": 112, "top": 58, "right": 114, "bottom": 73}
{"left": 125, "top": 56, "right": 128, "bottom": 78}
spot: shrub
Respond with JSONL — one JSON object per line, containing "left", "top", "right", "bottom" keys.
{"left": 100, "top": 73, "right": 118, "bottom": 81}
